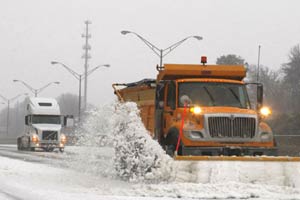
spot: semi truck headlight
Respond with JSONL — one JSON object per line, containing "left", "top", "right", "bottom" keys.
{"left": 190, "top": 106, "right": 202, "bottom": 115}
{"left": 260, "top": 107, "right": 271, "bottom": 117}
{"left": 60, "top": 134, "right": 67, "bottom": 144}
{"left": 31, "top": 135, "right": 39, "bottom": 143}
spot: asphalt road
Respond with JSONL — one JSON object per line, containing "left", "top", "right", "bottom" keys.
{"left": 1, "top": 135, "right": 299, "bottom": 156}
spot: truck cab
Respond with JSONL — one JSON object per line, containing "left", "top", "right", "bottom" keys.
{"left": 17, "top": 97, "right": 73, "bottom": 152}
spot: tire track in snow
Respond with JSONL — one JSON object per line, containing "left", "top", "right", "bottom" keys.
{"left": 0, "top": 189, "right": 23, "bottom": 200}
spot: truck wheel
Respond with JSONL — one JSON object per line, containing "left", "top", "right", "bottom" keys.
{"left": 159, "top": 136, "right": 166, "bottom": 150}
{"left": 19, "top": 138, "right": 25, "bottom": 150}
{"left": 30, "top": 147, "right": 35, "bottom": 151}
{"left": 17, "top": 138, "right": 21, "bottom": 150}
{"left": 45, "top": 147, "right": 54, "bottom": 152}
{"left": 165, "top": 128, "right": 182, "bottom": 156}
{"left": 59, "top": 148, "right": 64, "bottom": 153}
{"left": 273, "top": 138, "right": 278, "bottom": 147}
{"left": 27, "top": 138, "right": 31, "bottom": 151}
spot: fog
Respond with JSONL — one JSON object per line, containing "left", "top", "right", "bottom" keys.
{"left": 0, "top": 0, "right": 300, "bottom": 108}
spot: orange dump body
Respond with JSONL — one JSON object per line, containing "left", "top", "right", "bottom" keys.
{"left": 113, "top": 80, "right": 156, "bottom": 137}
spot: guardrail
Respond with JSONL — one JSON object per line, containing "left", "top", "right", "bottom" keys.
{"left": 0, "top": 137, "right": 16, "bottom": 144}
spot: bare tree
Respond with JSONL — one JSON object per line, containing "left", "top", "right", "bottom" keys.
{"left": 281, "top": 44, "right": 300, "bottom": 112}
{"left": 216, "top": 54, "right": 245, "bottom": 65}
{"left": 56, "top": 93, "right": 79, "bottom": 117}
{"left": 247, "top": 65, "right": 287, "bottom": 112}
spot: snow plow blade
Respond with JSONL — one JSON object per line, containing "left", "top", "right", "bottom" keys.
{"left": 174, "top": 155, "right": 300, "bottom": 162}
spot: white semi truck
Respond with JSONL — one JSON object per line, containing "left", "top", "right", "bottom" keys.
{"left": 17, "top": 97, "right": 73, "bottom": 152}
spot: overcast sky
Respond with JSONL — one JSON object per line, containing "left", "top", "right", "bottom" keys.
{"left": 1, "top": 0, "right": 300, "bottom": 108}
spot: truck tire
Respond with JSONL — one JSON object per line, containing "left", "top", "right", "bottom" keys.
{"left": 17, "top": 138, "right": 21, "bottom": 150}
{"left": 159, "top": 136, "right": 166, "bottom": 150}
{"left": 27, "top": 138, "right": 31, "bottom": 151}
{"left": 59, "top": 148, "right": 64, "bottom": 153}
{"left": 165, "top": 128, "right": 182, "bottom": 156}
{"left": 30, "top": 147, "right": 35, "bottom": 151}
{"left": 45, "top": 147, "right": 54, "bottom": 152}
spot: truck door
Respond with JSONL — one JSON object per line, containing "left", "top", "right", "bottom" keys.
{"left": 163, "top": 81, "right": 176, "bottom": 135}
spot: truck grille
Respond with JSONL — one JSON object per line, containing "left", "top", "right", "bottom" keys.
{"left": 42, "top": 131, "right": 58, "bottom": 140}
{"left": 208, "top": 116, "right": 256, "bottom": 138}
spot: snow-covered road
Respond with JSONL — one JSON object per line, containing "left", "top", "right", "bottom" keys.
{"left": 1, "top": 144, "right": 300, "bottom": 200}
{"left": 1, "top": 102, "right": 300, "bottom": 200}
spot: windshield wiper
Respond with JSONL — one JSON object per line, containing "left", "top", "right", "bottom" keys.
{"left": 228, "top": 88, "right": 243, "bottom": 107}
{"left": 203, "top": 87, "right": 216, "bottom": 106}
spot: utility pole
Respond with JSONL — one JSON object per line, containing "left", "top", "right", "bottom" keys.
{"left": 257, "top": 45, "right": 261, "bottom": 82}
{"left": 82, "top": 20, "right": 92, "bottom": 110}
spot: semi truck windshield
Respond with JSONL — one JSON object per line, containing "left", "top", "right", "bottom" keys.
{"left": 32, "top": 115, "right": 61, "bottom": 124}
{"left": 178, "top": 82, "right": 250, "bottom": 108}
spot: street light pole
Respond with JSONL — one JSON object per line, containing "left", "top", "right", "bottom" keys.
{"left": 121, "top": 30, "right": 203, "bottom": 70}
{"left": 78, "top": 74, "right": 82, "bottom": 122}
{"left": 51, "top": 61, "right": 110, "bottom": 121}
{"left": 13, "top": 80, "right": 60, "bottom": 97}
{"left": 257, "top": 45, "right": 261, "bottom": 82}
{"left": 0, "top": 93, "right": 27, "bottom": 135}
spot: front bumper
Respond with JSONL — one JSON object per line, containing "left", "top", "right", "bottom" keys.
{"left": 182, "top": 146, "right": 278, "bottom": 156}
{"left": 31, "top": 141, "right": 64, "bottom": 149}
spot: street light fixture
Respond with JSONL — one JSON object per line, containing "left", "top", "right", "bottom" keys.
{"left": 121, "top": 30, "right": 203, "bottom": 70}
{"left": 0, "top": 93, "right": 27, "bottom": 135}
{"left": 13, "top": 80, "right": 60, "bottom": 97}
{"left": 50, "top": 61, "right": 110, "bottom": 121}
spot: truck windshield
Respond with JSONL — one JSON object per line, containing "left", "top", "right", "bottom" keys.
{"left": 32, "top": 115, "right": 61, "bottom": 124}
{"left": 178, "top": 82, "right": 250, "bottom": 108}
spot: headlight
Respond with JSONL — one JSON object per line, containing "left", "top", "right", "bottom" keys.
{"left": 190, "top": 106, "right": 202, "bottom": 115}
{"left": 260, "top": 107, "right": 271, "bottom": 117}
{"left": 60, "top": 134, "right": 67, "bottom": 144}
{"left": 31, "top": 135, "right": 39, "bottom": 143}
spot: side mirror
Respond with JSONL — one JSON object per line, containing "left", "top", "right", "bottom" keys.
{"left": 257, "top": 84, "right": 263, "bottom": 110}
{"left": 64, "top": 115, "right": 74, "bottom": 127}
{"left": 180, "top": 95, "right": 192, "bottom": 106}
{"left": 25, "top": 116, "right": 28, "bottom": 125}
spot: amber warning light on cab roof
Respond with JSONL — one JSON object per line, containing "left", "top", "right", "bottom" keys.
{"left": 201, "top": 56, "right": 207, "bottom": 65}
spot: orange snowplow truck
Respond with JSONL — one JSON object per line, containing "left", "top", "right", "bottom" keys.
{"left": 113, "top": 61, "right": 277, "bottom": 157}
